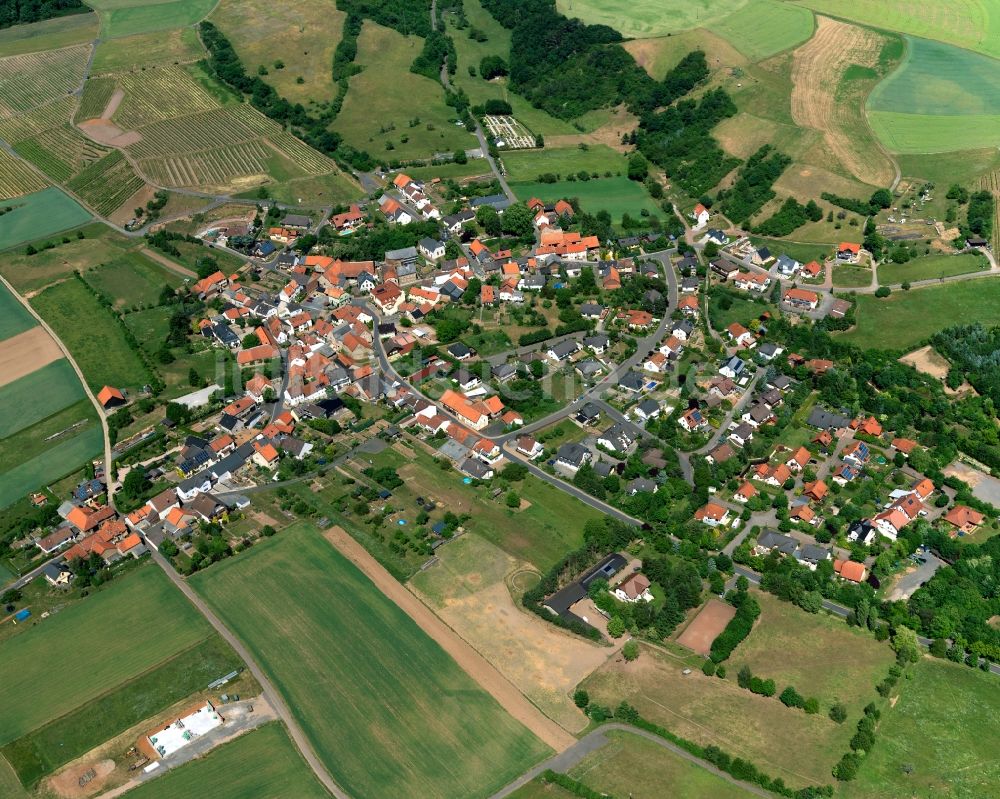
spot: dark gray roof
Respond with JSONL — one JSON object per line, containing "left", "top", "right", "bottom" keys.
{"left": 808, "top": 407, "right": 851, "bottom": 430}
{"left": 619, "top": 371, "right": 645, "bottom": 391}
{"left": 757, "top": 530, "right": 797, "bottom": 555}
{"left": 556, "top": 442, "right": 591, "bottom": 467}
{"left": 549, "top": 339, "right": 580, "bottom": 359}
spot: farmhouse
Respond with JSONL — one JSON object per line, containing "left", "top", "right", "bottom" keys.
{"left": 97, "top": 385, "right": 127, "bottom": 409}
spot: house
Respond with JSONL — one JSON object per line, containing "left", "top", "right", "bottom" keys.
{"left": 694, "top": 501, "right": 731, "bottom": 527}
{"left": 691, "top": 202, "right": 710, "bottom": 230}
{"left": 831, "top": 464, "right": 859, "bottom": 485}
{"left": 806, "top": 358, "right": 834, "bottom": 375}
{"left": 555, "top": 442, "right": 592, "bottom": 472}
{"left": 728, "top": 422, "right": 754, "bottom": 447}
{"left": 598, "top": 422, "right": 636, "bottom": 454}
{"left": 808, "top": 407, "right": 851, "bottom": 431}
{"left": 677, "top": 296, "right": 700, "bottom": 317}
{"left": 787, "top": 446, "right": 811, "bottom": 472}
{"left": 35, "top": 526, "right": 75, "bottom": 554}
{"left": 710, "top": 259, "right": 740, "bottom": 281}
{"left": 460, "top": 457, "right": 494, "bottom": 480}
{"left": 516, "top": 435, "right": 543, "bottom": 459}
{"left": 443, "top": 210, "right": 475, "bottom": 234}
{"left": 252, "top": 442, "right": 280, "bottom": 470}
{"left": 798, "top": 544, "right": 831, "bottom": 570}
{"left": 548, "top": 339, "right": 580, "bottom": 362}
{"left": 575, "top": 359, "right": 604, "bottom": 380}
{"left": 755, "top": 530, "right": 797, "bottom": 557}
{"left": 726, "top": 322, "right": 755, "bottom": 348}
{"left": 372, "top": 282, "right": 403, "bottom": 315}
{"left": 719, "top": 355, "right": 745, "bottom": 380}
{"left": 912, "top": 478, "right": 935, "bottom": 501}
{"left": 583, "top": 333, "right": 610, "bottom": 354}
{"left": 732, "top": 271, "right": 770, "bottom": 292}
{"left": 783, "top": 287, "right": 819, "bottom": 310}
{"left": 833, "top": 559, "right": 867, "bottom": 583}
{"left": 801, "top": 260, "right": 822, "bottom": 280}
{"left": 469, "top": 194, "right": 512, "bottom": 212}
{"left": 42, "top": 562, "right": 74, "bottom": 587}
{"left": 97, "top": 385, "right": 126, "bottom": 409}
{"left": 852, "top": 416, "right": 883, "bottom": 437}
{"left": 734, "top": 481, "right": 758, "bottom": 503}
{"left": 580, "top": 302, "right": 604, "bottom": 320}
{"left": 643, "top": 352, "right": 669, "bottom": 373}
{"left": 757, "top": 343, "right": 783, "bottom": 362}
{"left": 702, "top": 228, "right": 728, "bottom": 246}
{"left": 775, "top": 254, "right": 801, "bottom": 276}
{"left": 848, "top": 519, "right": 876, "bottom": 545}
{"left": 447, "top": 342, "right": 474, "bottom": 361}
{"left": 891, "top": 437, "right": 919, "bottom": 457}
{"left": 634, "top": 398, "right": 661, "bottom": 422}
{"left": 837, "top": 242, "right": 861, "bottom": 263}
{"left": 576, "top": 402, "right": 601, "bottom": 426}
{"left": 679, "top": 407, "right": 706, "bottom": 432}
{"left": 282, "top": 213, "right": 311, "bottom": 229}
{"left": 418, "top": 238, "right": 446, "bottom": 261}
{"left": 672, "top": 319, "right": 696, "bottom": 341}
{"left": 331, "top": 204, "right": 364, "bottom": 232}
{"left": 618, "top": 371, "right": 645, "bottom": 393}
{"left": 754, "top": 462, "right": 791, "bottom": 487}
{"left": 614, "top": 573, "right": 653, "bottom": 603}
{"left": 873, "top": 507, "right": 911, "bottom": 541}
{"left": 803, "top": 480, "right": 828, "bottom": 502}
{"left": 706, "top": 442, "right": 734, "bottom": 465}
{"left": 790, "top": 503, "right": 817, "bottom": 525}
{"left": 842, "top": 440, "right": 870, "bottom": 467}
{"left": 944, "top": 505, "right": 984, "bottom": 534}
{"left": 380, "top": 198, "right": 412, "bottom": 225}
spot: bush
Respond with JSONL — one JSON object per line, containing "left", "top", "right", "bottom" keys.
{"left": 702, "top": 659, "right": 717, "bottom": 676}
{"left": 803, "top": 697, "right": 820, "bottom": 714}
{"left": 874, "top": 286, "right": 891, "bottom": 298}
{"left": 709, "top": 592, "right": 760, "bottom": 662}
{"left": 715, "top": 664, "right": 726, "bottom": 679}
{"left": 607, "top": 616, "right": 626, "bottom": 638}
{"left": 623, "top": 640, "right": 640, "bottom": 661}
{"left": 833, "top": 752, "right": 861, "bottom": 781}
{"left": 573, "top": 688, "right": 590, "bottom": 708}
{"left": 779, "top": 685, "right": 804, "bottom": 708}
{"left": 829, "top": 702, "right": 848, "bottom": 724}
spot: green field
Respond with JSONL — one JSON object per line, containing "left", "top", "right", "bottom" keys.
{"left": 868, "top": 111, "right": 1000, "bottom": 153}
{"left": 0, "top": 281, "right": 37, "bottom": 340}
{"left": 555, "top": 0, "right": 748, "bottom": 38}
{"left": 709, "top": 293, "right": 776, "bottom": 331}
{"left": 0, "top": 424, "right": 103, "bottom": 508}
{"left": 502, "top": 145, "right": 626, "bottom": 183}
{"left": 877, "top": 252, "right": 989, "bottom": 284}
{"left": 0, "top": 188, "right": 92, "bottom": 251}
{"left": 0, "top": 398, "right": 97, "bottom": 473}
{"left": 83, "top": 251, "right": 182, "bottom": 310}
{"left": 91, "top": 27, "right": 203, "bottom": 72}
{"left": 897, "top": 147, "right": 1000, "bottom": 185}
{"left": 837, "top": 278, "right": 1000, "bottom": 350}
{"left": 832, "top": 265, "right": 874, "bottom": 288}
{"left": 2, "top": 636, "right": 242, "bottom": 787}
{"left": 843, "top": 658, "right": 1000, "bottom": 799}
{"left": 709, "top": 0, "right": 814, "bottom": 59}
{"left": 402, "top": 160, "right": 495, "bottom": 183}
{"left": 30, "top": 277, "right": 150, "bottom": 392}
{"left": 88, "top": 0, "right": 217, "bottom": 39}
{"left": 191, "top": 525, "right": 550, "bottom": 799}
{"left": 0, "top": 12, "right": 99, "bottom": 56}
{"left": 0, "top": 565, "right": 213, "bottom": 744}
{"left": 126, "top": 723, "right": 329, "bottom": 799}
{"left": 511, "top": 176, "right": 660, "bottom": 224}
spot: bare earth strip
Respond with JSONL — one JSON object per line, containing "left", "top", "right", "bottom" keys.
{"left": 676, "top": 598, "right": 736, "bottom": 657}
{"left": 0, "top": 326, "right": 64, "bottom": 388}
{"left": 790, "top": 16, "right": 894, "bottom": 186}
{"left": 899, "top": 344, "right": 949, "bottom": 380}
{"left": 322, "top": 526, "right": 577, "bottom": 753}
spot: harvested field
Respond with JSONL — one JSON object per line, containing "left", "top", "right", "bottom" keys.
{"left": 0, "top": 328, "right": 63, "bottom": 388}
{"left": 410, "top": 535, "right": 611, "bottom": 732}
{"left": 790, "top": 16, "right": 896, "bottom": 186}
{"left": 675, "top": 598, "right": 736, "bottom": 656}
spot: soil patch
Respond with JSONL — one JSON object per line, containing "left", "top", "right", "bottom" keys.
{"left": 49, "top": 759, "right": 114, "bottom": 799}
{"left": 676, "top": 598, "right": 736, "bottom": 657}
{"left": 139, "top": 247, "right": 196, "bottom": 278}
{"left": 107, "top": 184, "right": 154, "bottom": 227}
{"left": 899, "top": 344, "right": 949, "bottom": 380}
{"left": 78, "top": 118, "right": 141, "bottom": 148}
{"left": 0, "top": 326, "right": 64, "bottom": 387}
{"left": 323, "top": 526, "right": 576, "bottom": 751}
{"left": 101, "top": 89, "right": 124, "bottom": 121}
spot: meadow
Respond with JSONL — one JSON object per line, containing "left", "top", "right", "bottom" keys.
{"left": 843, "top": 658, "right": 1000, "bottom": 799}
{"left": 502, "top": 145, "right": 626, "bottom": 183}
{"left": 555, "top": 0, "right": 748, "bottom": 38}
{"left": 191, "top": 525, "right": 550, "bottom": 799}
{"left": 30, "top": 277, "right": 150, "bottom": 391}
{"left": 91, "top": 27, "right": 203, "bottom": 72}
{"left": 837, "top": 279, "right": 1000, "bottom": 350}
{"left": 0, "top": 149, "right": 47, "bottom": 200}
{"left": 511, "top": 176, "right": 660, "bottom": 224}
{"left": 125, "top": 723, "right": 329, "bottom": 799}
{"left": 0, "top": 12, "right": 98, "bottom": 56}
{"left": 709, "top": 293, "right": 776, "bottom": 331}
{"left": 709, "top": 0, "right": 814, "bottom": 60}
{"left": 87, "top": 0, "right": 217, "bottom": 39}
{"left": 0, "top": 188, "right": 92, "bottom": 251}
{"left": 0, "top": 565, "right": 213, "bottom": 743}
{"left": 868, "top": 111, "right": 1000, "bottom": 153}
{"left": 0, "top": 424, "right": 102, "bottom": 508}
{"left": 0, "top": 359, "right": 84, "bottom": 438}
{"left": 83, "top": 251, "right": 182, "bottom": 310}
{"left": 877, "top": 252, "right": 989, "bottom": 284}
{"left": 832, "top": 265, "right": 874, "bottom": 288}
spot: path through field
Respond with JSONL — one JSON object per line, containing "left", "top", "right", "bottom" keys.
{"left": 323, "top": 526, "right": 577, "bottom": 753}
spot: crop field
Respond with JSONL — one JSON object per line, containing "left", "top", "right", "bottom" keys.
{"left": 0, "top": 45, "right": 89, "bottom": 118}
{"left": 0, "top": 149, "right": 46, "bottom": 200}
{"left": 843, "top": 658, "right": 1000, "bottom": 799}
{"left": 112, "top": 65, "right": 219, "bottom": 130}
{"left": 75, "top": 77, "right": 116, "bottom": 121}
{"left": 584, "top": 642, "right": 856, "bottom": 789}
{"left": 0, "top": 283, "right": 37, "bottom": 341}
{"left": 897, "top": 147, "right": 1000, "bottom": 186}
{"left": 83, "top": 251, "right": 182, "bottom": 309}
{"left": 837, "top": 278, "right": 1000, "bottom": 350}
{"left": 192, "top": 525, "right": 550, "bottom": 799}
{"left": 91, "top": 27, "right": 203, "bottom": 73}
{"left": 0, "top": 398, "right": 97, "bottom": 473}
{"left": 0, "top": 424, "right": 103, "bottom": 509}
{"left": 502, "top": 144, "right": 627, "bottom": 183}
{"left": 797, "top": 0, "right": 1000, "bottom": 60}
{"left": 0, "top": 359, "right": 84, "bottom": 438}
{"left": 709, "top": 0, "right": 814, "bottom": 60}
{"left": 878, "top": 252, "right": 989, "bottom": 284}
{"left": 209, "top": 0, "right": 345, "bottom": 105}
{"left": 0, "top": 12, "right": 98, "bottom": 57}
{"left": 512, "top": 176, "right": 660, "bottom": 223}
{"left": 869, "top": 111, "right": 1000, "bottom": 154}
{"left": 555, "top": 0, "right": 748, "bottom": 38}
{"left": 333, "top": 22, "right": 477, "bottom": 161}
{"left": 0, "top": 564, "right": 213, "bottom": 743}
{"left": 87, "top": 0, "right": 217, "bottom": 39}
{"left": 30, "top": 277, "right": 149, "bottom": 391}
{"left": 0, "top": 188, "right": 91, "bottom": 251}
{"left": 125, "top": 723, "right": 329, "bottom": 799}
{"left": 66, "top": 150, "right": 145, "bottom": 216}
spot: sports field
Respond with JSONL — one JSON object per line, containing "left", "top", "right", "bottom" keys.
{"left": 502, "top": 145, "right": 626, "bottom": 183}
{"left": 511, "top": 176, "right": 660, "bottom": 224}
{"left": 843, "top": 658, "right": 1000, "bottom": 799}
{"left": 877, "top": 252, "right": 989, "bottom": 284}
{"left": 0, "top": 188, "right": 91, "bottom": 251}
{"left": 709, "top": 0, "right": 814, "bottom": 59}
{"left": 0, "top": 565, "right": 213, "bottom": 744}
{"left": 191, "top": 525, "right": 550, "bottom": 799}
{"left": 126, "top": 723, "right": 329, "bottom": 799}
{"left": 87, "top": 0, "right": 217, "bottom": 39}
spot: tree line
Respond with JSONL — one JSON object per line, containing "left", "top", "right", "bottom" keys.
{"left": 0, "top": 0, "right": 85, "bottom": 29}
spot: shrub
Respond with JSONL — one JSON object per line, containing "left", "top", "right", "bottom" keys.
{"left": 709, "top": 592, "right": 760, "bottom": 662}
{"left": 623, "top": 640, "right": 640, "bottom": 661}
{"left": 779, "top": 686, "right": 804, "bottom": 708}
{"left": 702, "top": 659, "right": 717, "bottom": 676}
{"left": 573, "top": 688, "right": 590, "bottom": 709}
{"left": 833, "top": 752, "right": 861, "bottom": 781}
{"left": 804, "top": 697, "right": 820, "bottom": 714}
{"left": 829, "top": 703, "right": 848, "bottom": 723}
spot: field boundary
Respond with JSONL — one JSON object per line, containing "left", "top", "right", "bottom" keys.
{"left": 322, "top": 525, "right": 576, "bottom": 752}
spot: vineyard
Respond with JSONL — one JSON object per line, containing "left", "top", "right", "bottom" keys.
{"left": 139, "top": 141, "right": 279, "bottom": 189}
{"left": 67, "top": 151, "right": 145, "bottom": 216}
{"left": 0, "top": 95, "right": 77, "bottom": 144}
{"left": 75, "top": 77, "right": 117, "bottom": 122}
{"left": 112, "top": 66, "right": 218, "bottom": 129}
{"left": 0, "top": 150, "right": 47, "bottom": 200}
{"left": 126, "top": 104, "right": 275, "bottom": 158}
{"left": 0, "top": 46, "right": 90, "bottom": 118}
{"left": 15, "top": 125, "right": 110, "bottom": 183}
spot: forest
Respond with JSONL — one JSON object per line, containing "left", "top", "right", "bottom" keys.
{"left": 0, "top": 0, "right": 85, "bottom": 29}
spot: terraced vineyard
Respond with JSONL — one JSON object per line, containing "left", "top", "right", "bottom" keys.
{"left": 0, "top": 96, "right": 76, "bottom": 144}
{"left": 112, "top": 66, "right": 218, "bottom": 129}
{"left": 14, "top": 126, "right": 110, "bottom": 183}
{"left": 75, "top": 77, "right": 117, "bottom": 122}
{"left": 127, "top": 104, "right": 277, "bottom": 158}
{"left": 67, "top": 151, "right": 145, "bottom": 216}
{"left": 0, "top": 149, "right": 47, "bottom": 200}
{"left": 0, "top": 46, "right": 90, "bottom": 118}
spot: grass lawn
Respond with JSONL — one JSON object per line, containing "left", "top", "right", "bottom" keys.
{"left": 0, "top": 424, "right": 103, "bottom": 509}
{"left": 878, "top": 252, "right": 989, "bottom": 284}
{"left": 88, "top": 0, "right": 217, "bottom": 39}
{"left": 0, "top": 282, "right": 37, "bottom": 341}
{"left": 0, "top": 188, "right": 92, "bottom": 252}
{"left": 125, "top": 723, "right": 328, "bottom": 799}
{"left": 709, "top": 0, "right": 814, "bottom": 59}
{"left": 0, "top": 564, "right": 213, "bottom": 744}
{"left": 191, "top": 525, "right": 550, "bottom": 799}
{"left": 709, "top": 293, "right": 775, "bottom": 331}
{"left": 832, "top": 265, "right": 873, "bottom": 288}
{"left": 82, "top": 251, "right": 182, "bottom": 310}
{"left": 333, "top": 22, "right": 477, "bottom": 161}
{"left": 2, "top": 635, "right": 242, "bottom": 787}
{"left": 0, "top": 12, "right": 98, "bottom": 56}
{"left": 843, "top": 658, "right": 1000, "bottom": 799}
{"left": 30, "top": 277, "right": 150, "bottom": 392}
{"left": 502, "top": 145, "right": 627, "bottom": 183}
{"left": 403, "top": 160, "right": 495, "bottom": 183}
{"left": 837, "top": 279, "right": 1000, "bottom": 350}
{"left": 511, "top": 176, "right": 660, "bottom": 224}
{"left": 750, "top": 236, "right": 832, "bottom": 265}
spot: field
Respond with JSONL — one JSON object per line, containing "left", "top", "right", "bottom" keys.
{"left": 0, "top": 149, "right": 47, "bottom": 200}
{"left": 112, "top": 65, "right": 219, "bottom": 129}
{"left": 625, "top": 28, "right": 749, "bottom": 80}
{"left": 410, "top": 534, "right": 610, "bottom": 732}
{"left": 897, "top": 147, "right": 1000, "bottom": 186}
{"left": 837, "top": 278, "right": 1000, "bottom": 350}
{"left": 843, "top": 658, "right": 1000, "bottom": 799}
{"left": 502, "top": 145, "right": 627, "bottom": 183}
{"left": 0, "top": 45, "right": 89, "bottom": 118}
{"left": 0, "top": 397, "right": 96, "bottom": 472}
{"left": 91, "top": 27, "right": 203, "bottom": 72}
{"left": 555, "top": 0, "right": 748, "bottom": 38}
{"left": 82, "top": 250, "right": 182, "bottom": 309}
{"left": 0, "top": 12, "right": 98, "bottom": 57}
{"left": 709, "top": 293, "right": 776, "bottom": 331}
{"left": 676, "top": 598, "right": 737, "bottom": 656}
{"left": 333, "top": 22, "right": 477, "bottom": 161}
{"left": 797, "top": 0, "right": 1000, "bottom": 60}
{"left": 709, "top": 0, "right": 814, "bottom": 60}
{"left": 86, "top": 0, "right": 217, "bottom": 39}
{"left": 0, "top": 564, "right": 213, "bottom": 744}
{"left": 0, "top": 425, "right": 103, "bottom": 508}
{"left": 30, "top": 277, "right": 150, "bottom": 391}
{"left": 832, "top": 265, "right": 874, "bottom": 288}
{"left": 0, "top": 281, "right": 38, "bottom": 340}
{"left": 0, "top": 188, "right": 92, "bottom": 251}
{"left": 511, "top": 176, "right": 660, "bottom": 224}
{"left": 191, "top": 525, "right": 550, "bottom": 799}
{"left": 877, "top": 252, "right": 989, "bottom": 284}
{"left": 66, "top": 150, "right": 145, "bottom": 216}
{"left": 125, "top": 723, "right": 329, "bottom": 799}
{"left": 0, "top": 359, "right": 84, "bottom": 438}
{"left": 76, "top": 77, "right": 116, "bottom": 121}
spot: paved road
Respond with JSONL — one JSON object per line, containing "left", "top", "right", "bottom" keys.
{"left": 489, "top": 723, "right": 773, "bottom": 799}
{"left": 696, "top": 369, "right": 764, "bottom": 456}
{"left": 2, "top": 554, "right": 64, "bottom": 592}
{"left": 146, "top": 549, "right": 351, "bottom": 799}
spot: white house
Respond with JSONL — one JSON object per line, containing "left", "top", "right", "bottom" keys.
{"left": 691, "top": 202, "right": 710, "bottom": 230}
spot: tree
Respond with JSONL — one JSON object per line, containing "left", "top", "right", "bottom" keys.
{"left": 623, "top": 640, "right": 640, "bottom": 661}
{"left": 476, "top": 205, "right": 502, "bottom": 236}
{"left": 479, "top": 54, "right": 508, "bottom": 79}
{"left": 833, "top": 752, "right": 861, "bottom": 781}
{"left": 501, "top": 203, "right": 535, "bottom": 239}
{"left": 453, "top": 149, "right": 468, "bottom": 165}
{"left": 573, "top": 688, "right": 590, "bottom": 708}
{"left": 738, "top": 664, "right": 752, "bottom": 688}
{"left": 870, "top": 188, "right": 892, "bottom": 209}
{"left": 803, "top": 697, "right": 820, "bottom": 714}
{"left": 1, "top": 588, "right": 22, "bottom": 605}
{"left": 165, "top": 402, "right": 192, "bottom": 425}
{"left": 874, "top": 286, "right": 891, "bottom": 298}
{"left": 892, "top": 626, "right": 921, "bottom": 664}
{"left": 830, "top": 702, "right": 848, "bottom": 723}
{"left": 261, "top": 525, "right": 276, "bottom": 537}
{"left": 930, "top": 638, "right": 948, "bottom": 658}
{"left": 607, "top": 616, "right": 626, "bottom": 638}
{"left": 780, "top": 685, "right": 804, "bottom": 708}
{"left": 702, "top": 659, "right": 716, "bottom": 675}
{"left": 505, "top": 490, "right": 520, "bottom": 508}
{"left": 121, "top": 468, "right": 150, "bottom": 499}
{"left": 627, "top": 151, "right": 648, "bottom": 181}
{"left": 444, "top": 239, "right": 462, "bottom": 259}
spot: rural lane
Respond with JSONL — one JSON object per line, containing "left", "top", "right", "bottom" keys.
{"left": 146, "top": 548, "right": 352, "bottom": 799}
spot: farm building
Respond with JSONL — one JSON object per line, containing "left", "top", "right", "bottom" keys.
{"left": 146, "top": 702, "right": 224, "bottom": 758}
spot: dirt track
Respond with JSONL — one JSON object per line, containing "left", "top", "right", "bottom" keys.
{"left": 0, "top": 326, "right": 64, "bottom": 387}
{"left": 323, "top": 526, "right": 576, "bottom": 752}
